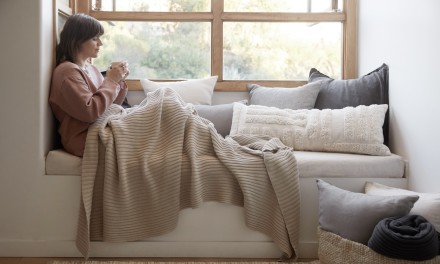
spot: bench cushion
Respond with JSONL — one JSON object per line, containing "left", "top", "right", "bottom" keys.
{"left": 46, "top": 149, "right": 405, "bottom": 178}
{"left": 45, "top": 149, "right": 82, "bottom": 175}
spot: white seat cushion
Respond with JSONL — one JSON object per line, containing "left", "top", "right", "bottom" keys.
{"left": 45, "top": 149, "right": 405, "bottom": 178}
{"left": 45, "top": 149, "right": 82, "bottom": 175}
{"left": 295, "top": 151, "right": 405, "bottom": 178}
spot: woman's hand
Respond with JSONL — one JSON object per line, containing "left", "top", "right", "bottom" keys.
{"left": 106, "top": 61, "right": 129, "bottom": 83}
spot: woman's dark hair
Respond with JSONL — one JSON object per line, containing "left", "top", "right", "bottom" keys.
{"left": 56, "top": 13, "right": 104, "bottom": 66}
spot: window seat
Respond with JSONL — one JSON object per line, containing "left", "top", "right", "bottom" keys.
{"left": 43, "top": 148, "right": 407, "bottom": 258}
{"left": 45, "top": 148, "right": 406, "bottom": 179}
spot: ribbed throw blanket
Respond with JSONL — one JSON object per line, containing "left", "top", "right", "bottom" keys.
{"left": 76, "top": 88, "right": 300, "bottom": 261}
{"left": 368, "top": 215, "right": 439, "bottom": 261}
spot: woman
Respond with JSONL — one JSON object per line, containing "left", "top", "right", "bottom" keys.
{"left": 49, "top": 13, "right": 129, "bottom": 157}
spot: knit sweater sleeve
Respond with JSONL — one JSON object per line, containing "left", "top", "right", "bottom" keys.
{"left": 58, "top": 68, "right": 121, "bottom": 123}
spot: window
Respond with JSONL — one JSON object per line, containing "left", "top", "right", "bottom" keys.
{"left": 77, "top": 0, "right": 357, "bottom": 91}
{"left": 55, "top": 0, "right": 75, "bottom": 44}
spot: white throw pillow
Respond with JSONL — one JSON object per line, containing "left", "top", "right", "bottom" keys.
{"left": 140, "top": 76, "right": 218, "bottom": 105}
{"left": 230, "top": 103, "right": 391, "bottom": 156}
{"left": 365, "top": 181, "right": 440, "bottom": 232}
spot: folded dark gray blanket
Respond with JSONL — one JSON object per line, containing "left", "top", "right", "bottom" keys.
{"left": 368, "top": 215, "right": 439, "bottom": 261}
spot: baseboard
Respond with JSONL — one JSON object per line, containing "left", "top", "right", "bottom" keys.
{"left": 0, "top": 240, "right": 318, "bottom": 259}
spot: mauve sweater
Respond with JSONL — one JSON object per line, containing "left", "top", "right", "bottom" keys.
{"left": 49, "top": 61, "right": 128, "bottom": 157}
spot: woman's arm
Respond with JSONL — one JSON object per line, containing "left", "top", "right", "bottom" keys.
{"left": 57, "top": 68, "right": 121, "bottom": 123}
{"left": 113, "top": 81, "right": 128, "bottom": 105}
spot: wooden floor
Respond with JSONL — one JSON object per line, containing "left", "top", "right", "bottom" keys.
{"left": 0, "top": 258, "right": 318, "bottom": 264}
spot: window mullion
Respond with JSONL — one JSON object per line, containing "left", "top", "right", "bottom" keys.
{"left": 211, "top": 0, "right": 223, "bottom": 81}
{"left": 343, "top": 0, "right": 357, "bottom": 79}
{"left": 332, "top": 0, "right": 339, "bottom": 11}
{"left": 76, "top": 0, "right": 90, "bottom": 13}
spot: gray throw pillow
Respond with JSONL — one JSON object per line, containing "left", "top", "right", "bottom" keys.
{"left": 247, "top": 81, "right": 321, "bottom": 110}
{"left": 309, "top": 64, "right": 389, "bottom": 145}
{"left": 317, "top": 179, "right": 418, "bottom": 245}
{"left": 195, "top": 101, "right": 246, "bottom": 138}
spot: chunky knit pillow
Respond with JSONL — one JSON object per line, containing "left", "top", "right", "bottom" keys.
{"left": 230, "top": 103, "right": 390, "bottom": 156}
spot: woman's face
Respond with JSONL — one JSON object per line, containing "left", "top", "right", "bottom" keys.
{"left": 78, "top": 36, "right": 103, "bottom": 60}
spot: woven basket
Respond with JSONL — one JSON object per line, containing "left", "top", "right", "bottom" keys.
{"left": 317, "top": 228, "right": 440, "bottom": 264}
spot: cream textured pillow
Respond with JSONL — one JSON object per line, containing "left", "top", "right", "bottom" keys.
{"left": 365, "top": 181, "right": 440, "bottom": 232}
{"left": 140, "top": 76, "right": 218, "bottom": 105}
{"left": 230, "top": 103, "right": 391, "bottom": 155}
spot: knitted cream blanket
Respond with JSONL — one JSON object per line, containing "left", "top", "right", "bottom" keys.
{"left": 76, "top": 88, "right": 300, "bottom": 261}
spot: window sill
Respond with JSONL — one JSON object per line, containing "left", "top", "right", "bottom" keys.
{"left": 126, "top": 79, "right": 308, "bottom": 92}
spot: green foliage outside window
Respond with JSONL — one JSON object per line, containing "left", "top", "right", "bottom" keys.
{"left": 92, "top": 0, "right": 342, "bottom": 80}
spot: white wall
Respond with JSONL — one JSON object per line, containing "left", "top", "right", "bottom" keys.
{"left": 0, "top": 0, "right": 80, "bottom": 248}
{"left": 358, "top": 0, "right": 440, "bottom": 192}
{"left": 0, "top": 0, "right": 45, "bottom": 240}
